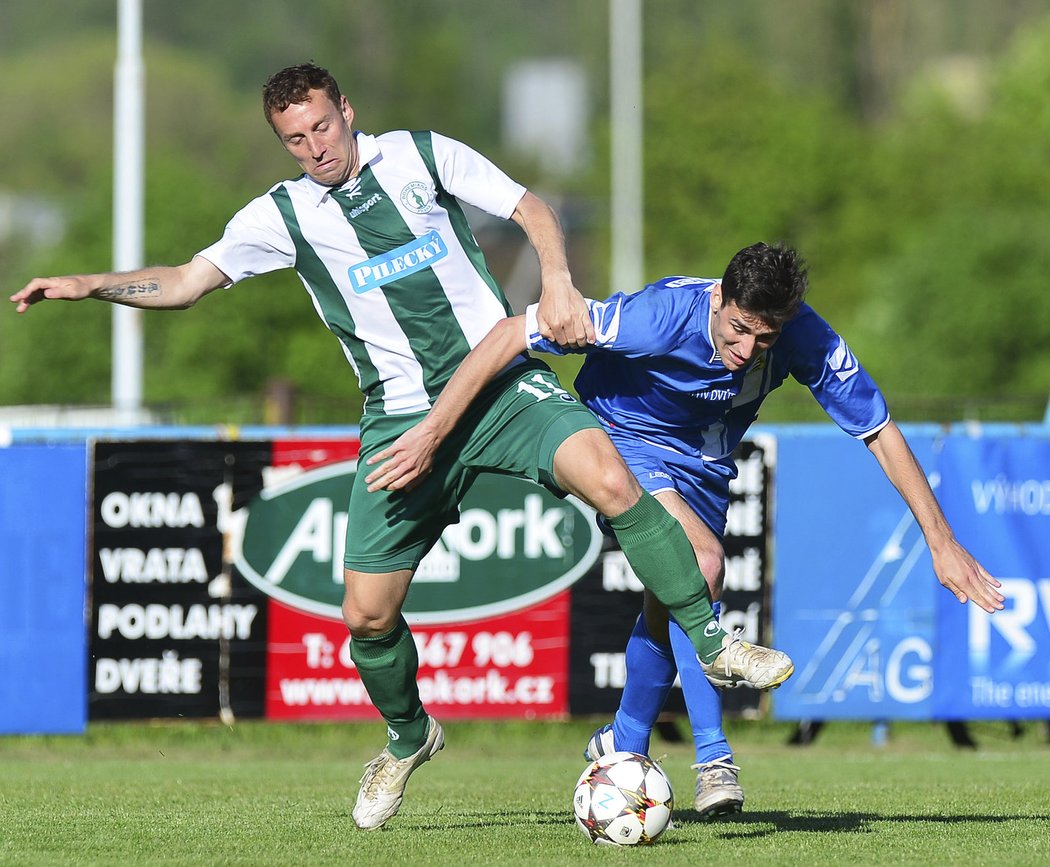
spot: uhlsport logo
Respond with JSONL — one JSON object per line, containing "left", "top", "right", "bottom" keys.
{"left": 228, "top": 461, "right": 601, "bottom": 623}
{"left": 400, "top": 181, "right": 435, "bottom": 214}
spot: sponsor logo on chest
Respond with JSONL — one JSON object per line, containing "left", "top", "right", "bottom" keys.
{"left": 692, "top": 387, "right": 737, "bottom": 401}
{"left": 347, "top": 229, "right": 448, "bottom": 294}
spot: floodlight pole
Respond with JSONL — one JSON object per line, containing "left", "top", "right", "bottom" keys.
{"left": 610, "top": 0, "right": 644, "bottom": 294}
{"left": 112, "top": 0, "right": 145, "bottom": 417}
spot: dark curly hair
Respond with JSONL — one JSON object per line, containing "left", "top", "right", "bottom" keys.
{"left": 262, "top": 63, "right": 343, "bottom": 131}
{"left": 720, "top": 242, "right": 808, "bottom": 326}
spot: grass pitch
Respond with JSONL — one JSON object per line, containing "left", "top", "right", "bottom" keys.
{"left": 1, "top": 717, "right": 1048, "bottom": 866}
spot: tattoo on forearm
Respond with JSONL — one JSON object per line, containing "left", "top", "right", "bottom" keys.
{"left": 97, "top": 280, "right": 162, "bottom": 302}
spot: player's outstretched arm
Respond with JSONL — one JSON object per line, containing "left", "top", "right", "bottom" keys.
{"left": 9, "top": 256, "right": 229, "bottom": 314}
{"left": 364, "top": 315, "right": 529, "bottom": 493}
{"left": 864, "top": 421, "right": 1004, "bottom": 613}
{"left": 510, "top": 191, "right": 593, "bottom": 349}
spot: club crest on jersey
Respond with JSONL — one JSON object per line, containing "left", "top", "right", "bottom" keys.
{"left": 347, "top": 230, "right": 448, "bottom": 293}
{"left": 400, "top": 181, "right": 435, "bottom": 214}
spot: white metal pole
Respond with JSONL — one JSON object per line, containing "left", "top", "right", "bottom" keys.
{"left": 112, "top": 0, "right": 145, "bottom": 416}
{"left": 610, "top": 0, "right": 644, "bottom": 294}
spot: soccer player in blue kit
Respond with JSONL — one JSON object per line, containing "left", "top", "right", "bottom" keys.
{"left": 364, "top": 241, "right": 1003, "bottom": 818}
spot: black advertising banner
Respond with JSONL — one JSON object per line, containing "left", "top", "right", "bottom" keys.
{"left": 569, "top": 438, "right": 774, "bottom": 718}
{"left": 88, "top": 435, "right": 771, "bottom": 722}
{"left": 90, "top": 440, "right": 271, "bottom": 720}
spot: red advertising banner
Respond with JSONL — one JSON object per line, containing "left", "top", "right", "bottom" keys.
{"left": 265, "top": 592, "right": 569, "bottom": 720}
{"left": 254, "top": 437, "right": 589, "bottom": 720}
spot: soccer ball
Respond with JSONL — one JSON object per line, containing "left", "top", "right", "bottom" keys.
{"left": 572, "top": 751, "right": 674, "bottom": 846}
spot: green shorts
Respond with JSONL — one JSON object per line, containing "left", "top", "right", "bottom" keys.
{"left": 344, "top": 359, "right": 601, "bottom": 573}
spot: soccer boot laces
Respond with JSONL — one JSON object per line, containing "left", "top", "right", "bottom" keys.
{"left": 352, "top": 716, "right": 445, "bottom": 830}
{"left": 699, "top": 628, "right": 794, "bottom": 689}
{"left": 692, "top": 754, "right": 744, "bottom": 819}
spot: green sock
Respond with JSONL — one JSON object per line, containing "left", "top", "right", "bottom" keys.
{"left": 607, "top": 493, "right": 727, "bottom": 662}
{"left": 349, "top": 616, "right": 429, "bottom": 758}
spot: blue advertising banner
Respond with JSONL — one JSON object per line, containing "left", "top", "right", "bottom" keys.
{"left": 772, "top": 428, "right": 940, "bottom": 720}
{"left": 932, "top": 434, "right": 1050, "bottom": 719}
{"left": 0, "top": 444, "right": 89, "bottom": 734}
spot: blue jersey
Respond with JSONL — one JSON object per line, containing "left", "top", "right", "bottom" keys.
{"left": 525, "top": 276, "right": 889, "bottom": 469}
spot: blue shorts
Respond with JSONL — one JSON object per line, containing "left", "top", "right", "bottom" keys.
{"left": 604, "top": 424, "right": 733, "bottom": 541}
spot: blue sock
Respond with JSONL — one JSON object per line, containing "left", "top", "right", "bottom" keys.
{"left": 611, "top": 615, "right": 676, "bottom": 755}
{"left": 669, "top": 602, "right": 732, "bottom": 765}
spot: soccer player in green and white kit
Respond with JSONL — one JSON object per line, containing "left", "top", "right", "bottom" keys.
{"left": 10, "top": 63, "right": 793, "bottom": 831}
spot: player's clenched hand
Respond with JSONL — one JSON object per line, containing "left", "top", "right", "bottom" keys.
{"left": 536, "top": 274, "right": 594, "bottom": 349}
{"left": 10, "top": 275, "right": 95, "bottom": 313}
{"left": 931, "top": 539, "right": 1004, "bottom": 614}
{"left": 364, "top": 422, "right": 441, "bottom": 493}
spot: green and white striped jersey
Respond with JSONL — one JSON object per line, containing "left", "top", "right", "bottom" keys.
{"left": 197, "top": 130, "right": 527, "bottom": 417}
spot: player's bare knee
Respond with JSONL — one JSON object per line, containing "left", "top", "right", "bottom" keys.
{"left": 588, "top": 456, "right": 643, "bottom": 515}
{"left": 341, "top": 598, "right": 368, "bottom": 635}
{"left": 341, "top": 592, "right": 399, "bottom": 637}
{"left": 342, "top": 601, "right": 396, "bottom": 638}
{"left": 341, "top": 567, "right": 412, "bottom": 637}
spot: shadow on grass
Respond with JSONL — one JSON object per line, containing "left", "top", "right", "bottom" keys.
{"left": 395, "top": 808, "right": 1050, "bottom": 837}
{"left": 405, "top": 809, "right": 570, "bottom": 832}
{"left": 398, "top": 806, "right": 1050, "bottom": 839}
{"left": 674, "top": 809, "right": 1050, "bottom": 838}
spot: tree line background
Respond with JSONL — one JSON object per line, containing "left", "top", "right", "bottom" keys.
{"left": 1, "top": 0, "right": 1048, "bottom": 424}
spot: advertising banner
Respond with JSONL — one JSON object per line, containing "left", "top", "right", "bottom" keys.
{"left": 265, "top": 593, "right": 569, "bottom": 720}
{"left": 568, "top": 438, "right": 773, "bottom": 717}
{"left": 772, "top": 432, "right": 939, "bottom": 720}
{"left": 932, "top": 435, "right": 1050, "bottom": 718}
{"left": 41, "top": 423, "right": 1047, "bottom": 727}
{"left": 247, "top": 439, "right": 599, "bottom": 720}
{"left": 1, "top": 444, "right": 88, "bottom": 734}
{"left": 90, "top": 441, "right": 271, "bottom": 719}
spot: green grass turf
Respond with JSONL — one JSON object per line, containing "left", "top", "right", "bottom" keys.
{"left": 1, "top": 718, "right": 1048, "bottom": 866}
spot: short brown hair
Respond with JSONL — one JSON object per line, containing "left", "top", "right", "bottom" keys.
{"left": 721, "top": 242, "right": 809, "bottom": 327}
{"left": 262, "top": 63, "right": 343, "bottom": 131}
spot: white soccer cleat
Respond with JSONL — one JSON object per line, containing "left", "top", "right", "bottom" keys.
{"left": 353, "top": 716, "right": 445, "bottom": 830}
{"left": 692, "top": 755, "right": 744, "bottom": 819}
{"left": 583, "top": 723, "right": 617, "bottom": 761}
{"left": 699, "top": 629, "right": 794, "bottom": 689}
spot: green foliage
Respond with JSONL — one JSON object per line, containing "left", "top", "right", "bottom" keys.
{"left": 3, "top": 4, "right": 1049, "bottom": 423}
{"left": 830, "top": 18, "right": 1050, "bottom": 416}
{"left": 614, "top": 10, "right": 1050, "bottom": 421}
{"left": 1, "top": 169, "right": 116, "bottom": 405}
{"left": 640, "top": 39, "right": 862, "bottom": 298}
{"left": 0, "top": 35, "right": 359, "bottom": 412}
{"left": 855, "top": 209, "right": 1050, "bottom": 405}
